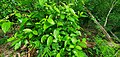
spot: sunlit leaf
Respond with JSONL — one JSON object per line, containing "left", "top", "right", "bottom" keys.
{"left": 32, "top": 30, "right": 38, "bottom": 35}
{"left": 29, "top": 33, "right": 33, "bottom": 39}
{"left": 69, "top": 45, "right": 74, "bottom": 48}
{"left": 53, "top": 28, "right": 60, "bottom": 40}
{"left": 71, "top": 38, "right": 77, "bottom": 44}
{"left": 75, "top": 46, "right": 82, "bottom": 50}
{"left": 20, "top": 18, "right": 28, "bottom": 29}
{"left": 39, "top": 0, "right": 47, "bottom": 6}
{"left": 41, "top": 35, "right": 49, "bottom": 43}
{"left": 7, "top": 37, "right": 15, "bottom": 42}
{"left": 23, "top": 29, "right": 32, "bottom": 33}
{"left": 54, "top": 6, "right": 60, "bottom": 13}
{"left": 43, "top": 21, "right": 52, "bottom": 31}
{"left": 2, "top": 22, "right": 12, "bottom": 33}
{"left": 34, "top": 40, "right": 40, "bottom": 48}
{"left": 14, "top": 41, "right": 21, "bottom": 50}
{"left": 47, "top": 36, "right": 53, "bottom": 46}
{"left": 15, "top": 13, "right": 21, "bottom": 17}
{"left": 47, "top": 18, "right": 55, "bottom": 25}
{"left": 56, "top": 53, "right": 60, "bottom": 57}
{"left": 60, "top": 14, "right": 65, "bottom": 19}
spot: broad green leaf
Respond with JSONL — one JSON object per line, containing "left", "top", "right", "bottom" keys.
{"left": 69, "top": 45, "right": 74, "bottom": 48}
{"left": 69, "top": 8, "right": 75, "bottom": 15}
{"left": 15, "top": 13, "right": 21, "bottom": 17}
{"left": 11, "top": 39, "right": 20, "bottom": 47}
{"left": 71, "top": 38, "right": 77, "bottom": 44}
{"left": 60, "top": 48, "right": 65, "bottom": 54}
{"left": 75, "top": 46, "right": 82, "bottom": 50}
{"left": 24, "top": 40, "right": 29, "bottom": 45}
{"left": 79, "top": 42, "right": 87, "bottom": 48}
{"left": 60, "top": 14, "right": 65, "bottom": 19}
{"left": 7, "top": 37, "right": 15, "bottom": 42}
{"left": 54, "top": 6, "right": 60, "bottom": 13}
{"left": 29, "top": 33, "right": 33, "bottom": 39}
{"left": 23, "top": 29, "right": 32, "bottom": 33}
{"left": 20, "top": 18, "right": 28, "bottom": 29}
{"left": 73, "top": 49, "right": 79, "bottom": 57}
{"left": 75, "top": 31, "right": 82, "bottom": 36}
{"left": 34, "top": 40, "right": 40, "bottom": 48}
{"left": 41, "top": 35, "right": 49, "bottom": 43}
{"left": 56, "top": 53, "right": 60, "bottom": 57}
{"left": 43, "top": 21, "right": 52, "bottom": 31}
{"left": 47, "top": 18, "right": 55, "bottom": 25}
{"left": 57, "top": 21, "right": 63, "bottom": 26}
{"left": 73, "top": 49, "right": 86, "bottom": 57}
{"left": 53, "top": 29, "right": 59, "bottom": 40}
{"left": 64, "top": 41, "right": 67, "bottom": 47}
{"left": 39, "top": 0, "right": 47, "bottom": 6}
{"left": 14, "top": 41, "right": 21, "bottom": 50}
{"left": 47, "top": 36, "right": 53, "bottom": 46}
{"left": 32, "top": 30, "right": 38, "bottom": 35}
{"left": 67, "top": 16, "right": 75, "bottom": 22}
{"left": 42, "top": 47, "right": 49, "bottom": 57}
{"left": 2, "top": 22, "right": 12, "bottom": 33}
{"left": 82, "top": 38, "right": 86, "bottom": 43}
{"left": 80, "top": 12, "right": 84, "bottom": 16}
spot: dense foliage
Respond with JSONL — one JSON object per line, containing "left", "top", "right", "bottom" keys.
{"left": 0, "top": 0, "right": 120, "bottom": 57}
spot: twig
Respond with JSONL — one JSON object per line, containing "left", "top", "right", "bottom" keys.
{"left": 110, "top": 31, "right": 120, "bottom": 42}
{"left": 84, "top": 6, "right": 113, "bottom": 42}
{"left": 104, "top": 0, "right": 118, "bottom": 27}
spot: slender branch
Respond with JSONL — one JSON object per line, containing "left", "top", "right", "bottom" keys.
{"left": 104, "top": 0, "right": 118, "bottom": 27}
{"left": 84, "top": 6, "right": 113, "bottom": 42}
{"left": 110, "top": 31, "right": 120, "bottom": 42}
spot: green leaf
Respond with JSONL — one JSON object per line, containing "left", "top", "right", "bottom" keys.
{"left": 39, "top": 0, "right": 47, "bottom": 6}
{"left": 7, "top": 37, "right": 15, "bottom": 42}
{"left": 2, "top": 22, "right": 12, "bottom": 33}
{"left": 69, "top": 45, "right": 74, "bottom": 48}
{"left": 29, "top": 33, "right": 33, "bottom": 39}
{"left": 24, "top": 40, "right": 29, "bottom": 45}
{"left": 34, "top": 40, "right": 40, "bottom": 48}
{"left": 57, "top": 21, "right": 63, "bottom": 26}
{"left": 11, "top": 39, "right": 20, "bottom": 47}
{"left": 73, "top": 49, "right": 79, "bottom": 57}
{"left": 41, "top": 35, "right": 49, "bottom": 43}
{"left": 43, "top": 21, "right": 52, "bottom": 31}
{"left": 54, "top": 6, "right": 60, "bottom": 13}
{"left": 73, "top": 49, "right": 86, "bottom": 57}
{"left": 20, "top": 18, "right": 28, "bottom": 29}
{"left": 75, "top": 31, "right": 82, "bottom": 36}
{"left": 67, "top": 16, "right": 75, "bottom": 22}
{"left": 64, "top": 40, "right": 68, "bottom": 47}
{"left": 32, "top": 30, "right": 38, "bottom": 35}
{"left": 15, "top": 13, "right": 21, "bottom": 17}
{"left": 53, "top": 29, "right": 60, "bottom": 40}
{"left": 69, "top": 8, "right": 75, "bottom": 15}
{"left": 79, "top": 42, "right": 87, "bottom": 48}
{"left": 75, "top": 46, "right": 82, "bottom": 50}
{"left": 47, "top": 18, "right": 55, "bottom": 25}
{"left": 47, "top": 36, "right": 53, "bottom": 46}
{"left": 42, "top": 47, "right": 49, "bottom": 57}
{"left": 23, "top": 29, "right": 32, "bottom": 33}
{"left": 60, "top": 14, "right": 65, "bottom": 19}
{"left": 82, "top": 38, "right": 86, "bottom": 43}
{"left": 14, "top": 41, "right": 21, "bottom": 50}
{"left": 56, "top": 53, "right": 60, "bottom": 57}
{"left": 71, "top": 38, "right": 77, "bottom": 44}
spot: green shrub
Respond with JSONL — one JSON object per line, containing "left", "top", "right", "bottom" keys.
{"left": 5, "top": 0, "right": 88, "bottom": 57}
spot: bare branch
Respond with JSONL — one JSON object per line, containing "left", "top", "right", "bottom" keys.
{"left": 84, "top": 6, "right": 113, "bottom": 42}
{"left": 110, "top": 31, "right": 120, "bottom": 42}
{"left": 104, "top": 0, "right": 118, "bottom": 27}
